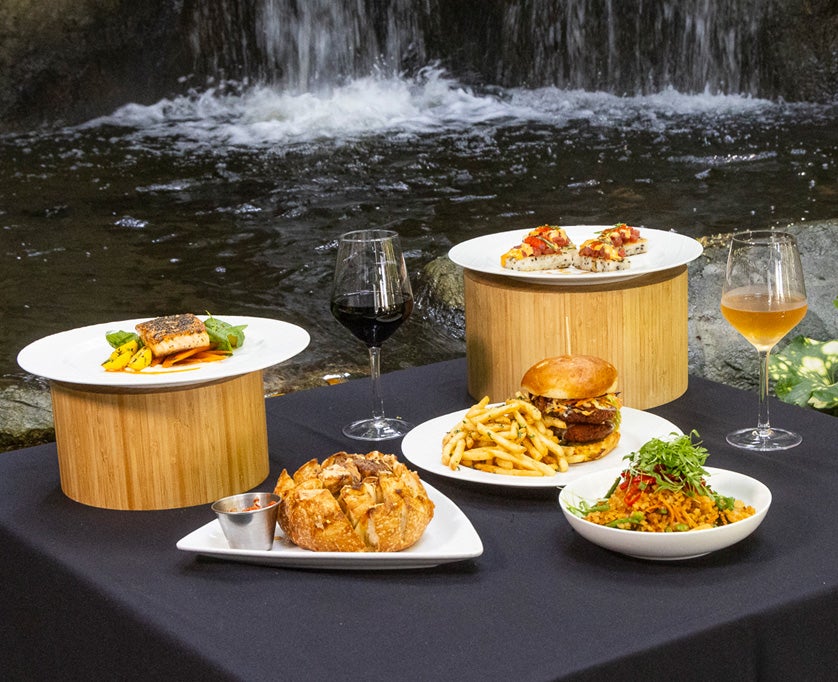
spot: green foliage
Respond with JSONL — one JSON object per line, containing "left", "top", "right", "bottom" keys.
{"left": 770, "top": 336, "right": 838, "bottom": 416}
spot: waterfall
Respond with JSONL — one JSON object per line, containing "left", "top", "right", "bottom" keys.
{"left": 188, "top": 0, "right": 429, "bottom": 91}
{"left": 187, "top": 0, "right": 775, "bottom": 96}
{"left": 497, "top": 0, "right": 765, "bottom": 94}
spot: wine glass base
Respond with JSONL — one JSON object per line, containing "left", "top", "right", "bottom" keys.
{"left": 342, "top": 417, "right": 414, "bottom": 441}
{"left": 726, "top": 427, "right": 803, "bottom": 451}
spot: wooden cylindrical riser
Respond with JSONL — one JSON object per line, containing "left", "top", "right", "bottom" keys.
{"left": 50, "top": 371, "right": 269, "bottom": 510}
{"left": 464, "top": 266, "right": 689, "bottom": 409}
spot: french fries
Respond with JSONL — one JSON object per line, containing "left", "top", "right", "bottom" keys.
{"left": 442, "top": 396, "right": 568, "bottom": 476}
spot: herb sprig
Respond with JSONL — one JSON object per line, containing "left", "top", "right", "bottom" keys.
{"left": 623, "top": 430, "right": 711, "bottom": 497}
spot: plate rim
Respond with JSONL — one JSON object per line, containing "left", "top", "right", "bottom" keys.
{"left": 400, "top": 404, "right": 683, "bottom": 489}
{"left": 175, "top": 481, "right": 483, "bottom": 570}
{"left": 448, "top": 225, "right": 703, "bottom": 286}
{"left": 17, "top": 314, "right": 310, "bottom": 388}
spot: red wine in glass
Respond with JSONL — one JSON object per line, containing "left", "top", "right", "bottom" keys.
{"left": 330, "top": 229, "right": 414, "bottom": 441}
{"left": 330, "top": 295, "right": 414, "bottom": 348}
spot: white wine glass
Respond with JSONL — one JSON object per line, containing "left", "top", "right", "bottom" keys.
{"left": 720, "top": 230, "right": 808, "bottom": 451}
{"left": 330, "top": 229, "right": 414, "bottom": 440}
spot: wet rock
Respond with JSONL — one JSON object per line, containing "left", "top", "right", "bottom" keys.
{"left": 415, "top": 257, "right": 465, "bottom": 340}
{"left": 0, "top": 0, "right": 188, "bottom": 131}
{"left": 0, "top": 382, "right": 54, "bottom": 451}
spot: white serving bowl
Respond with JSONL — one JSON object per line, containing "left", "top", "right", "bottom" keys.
{"left": 559, "top": 467, "right": 771, "bottom": 560}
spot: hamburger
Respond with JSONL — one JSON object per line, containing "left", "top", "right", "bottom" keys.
{"left": 520, "top": 354, "right": 621, "bottom": 461}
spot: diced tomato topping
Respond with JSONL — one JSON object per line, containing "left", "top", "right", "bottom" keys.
{"left": 578, "top": 238, "right": 625, "bottom": 260}
{"left": 523, "top": 235, "right": 547, "bottom": 253}
{"left": 600, "top": 223, "right": 640, "bottom": 246}
{"left": 501, "top": 224, "right": 573, "bottom": 264}
{"left": 521, "top": 225, "right": 571, "bottom": 255}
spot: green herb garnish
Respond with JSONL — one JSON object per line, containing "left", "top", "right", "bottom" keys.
{"left": 204, "top": 313, "right": 247, "bottom": 352}
{"left": 535, "top": 235, "right": 561, "bottom": 252}
{"left": 105, "top": 330, "right": 140, "bottom": 349}
{"left": 623, "top": 430, "right": 711, "bottom": 498}
{"left": 566, "top": 498, "right": 611, "bottom": 517}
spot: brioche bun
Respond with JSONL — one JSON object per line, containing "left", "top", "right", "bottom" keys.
{"left": 520, "top": 354, "right": 618, "bottom": 400}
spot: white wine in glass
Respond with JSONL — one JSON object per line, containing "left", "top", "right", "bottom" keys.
{"left": 720, "top": 230, "right": 807, "bottom": 451}
{"left": 330, "top": 229, "right": 414, "bottom": 441}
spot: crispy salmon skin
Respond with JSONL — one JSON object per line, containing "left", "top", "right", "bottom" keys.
{"left": 135, "top": 313, "right": 210, "bottom": 358}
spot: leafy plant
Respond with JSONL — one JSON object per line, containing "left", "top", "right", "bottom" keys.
{"left": 769, "top": 335, "right": 838, "bottom": 416}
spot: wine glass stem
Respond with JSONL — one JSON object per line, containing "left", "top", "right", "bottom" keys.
{"left": 755, "top": 347, "right": 772, "bottom": 437}
{"left": 367, "top": 345, "right": 386, "bottom": 423}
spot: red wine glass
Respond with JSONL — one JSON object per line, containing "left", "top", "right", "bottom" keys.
{"left": 330, "top": 229, "right": 414, "bottom": 440}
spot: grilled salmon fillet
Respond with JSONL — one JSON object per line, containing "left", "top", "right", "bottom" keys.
{"left": 135, "top": 314, "right": 210, "bottom": 358}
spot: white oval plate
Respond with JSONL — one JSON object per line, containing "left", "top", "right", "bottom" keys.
{"left": 559, "top": 467, "right": 771, "bottom": 560}
{"left": 176, "top": 482, "right": 483, "bottom": 570}
{"left": 17, "top": 315, "right": 310, "bottom": 389}
{"left": 401, "top": 406, "right": 682, "bottom": 488}
{"left": 448, "top": 226, "right": 703, "bottom": 285}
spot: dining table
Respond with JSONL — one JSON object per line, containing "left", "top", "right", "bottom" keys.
{"left": 1, "top": 357, "right": 837, "bottom": 681}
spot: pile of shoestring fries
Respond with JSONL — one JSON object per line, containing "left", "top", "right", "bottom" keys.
{"left": 441, "top": 396, "right": 568, "bottom": 476}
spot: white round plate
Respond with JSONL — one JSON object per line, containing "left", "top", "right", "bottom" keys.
{"left": 17, "top": 315, "right": 310, "bottom": 388}
{"left": 559, "top": 467, "right": 771, "bottom": 560}
{"left": 401, "top": 406, "right": 682, "bottom": 488}
{"left": 447, "top": 226, "right": 703, "bottom": 285}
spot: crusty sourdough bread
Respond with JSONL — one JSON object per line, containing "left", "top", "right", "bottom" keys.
{"left": 274, "top": 451, "right": 434, "bottom": 552}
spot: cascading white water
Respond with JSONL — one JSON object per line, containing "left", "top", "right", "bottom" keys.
{"left": 498, "top": 0, "right": 764, "bottom": 94}
{"left": 189, "top": 0, "right": 428, "bottom": 91}
{"left": 188, "top": 0, "right": 769, "bottom": 96}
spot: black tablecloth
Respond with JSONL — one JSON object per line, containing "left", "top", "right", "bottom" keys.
{"left": 1, "top": 358, "right": 837, "bottom": 681}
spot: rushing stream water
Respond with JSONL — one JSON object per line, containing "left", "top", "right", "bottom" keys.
{"left": 2, "top": 71, "right": 836, "bottom": 389}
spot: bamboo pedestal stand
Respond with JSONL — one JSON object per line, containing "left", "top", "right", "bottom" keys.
{"left": 464, "top": 266, "right": 689, "bottom": 409}
{"left": 49, "top": 371, "right": 269, "bottom": 510}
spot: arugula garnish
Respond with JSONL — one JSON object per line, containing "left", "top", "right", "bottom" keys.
{"left": 623, "top": 430, "right": 712, "bottom": 497}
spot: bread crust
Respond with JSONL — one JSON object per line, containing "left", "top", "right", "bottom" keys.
{"left": 520, "top": 354, "right": 618, "bottom": 399}
{"left": 274, "top": 452, "right": 435, "bottom": 552}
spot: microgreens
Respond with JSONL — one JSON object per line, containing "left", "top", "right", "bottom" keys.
{"left": 623, "top": 430, "right": 711, "bottom": 497}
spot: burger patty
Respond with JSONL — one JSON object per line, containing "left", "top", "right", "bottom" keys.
{"left": 527, "top": 393, "right": 618, "bottom": 444}
{"left": 563, "top": 422, "right": 614, "bottom": 443}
